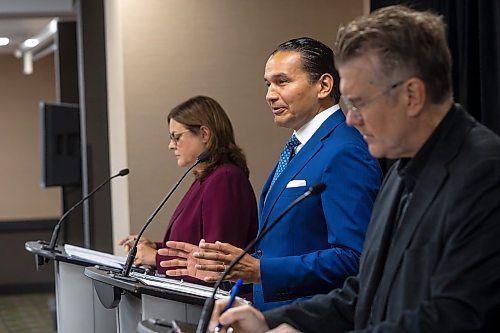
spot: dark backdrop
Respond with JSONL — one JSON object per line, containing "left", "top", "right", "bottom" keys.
{"left": 371, "top": 0, "right": 500, "bottom": 173}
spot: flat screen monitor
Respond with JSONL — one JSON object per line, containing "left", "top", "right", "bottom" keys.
{"left": 40, "top": 102, "right": 81, "bottom": 187}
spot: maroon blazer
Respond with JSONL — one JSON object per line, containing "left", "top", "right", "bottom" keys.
{"left": 155, "top": 163, "right": 258, "bottom": 275}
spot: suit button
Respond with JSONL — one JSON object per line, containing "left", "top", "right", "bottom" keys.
{"left": 256, "top": 249, "right": 263, "bottom": 257}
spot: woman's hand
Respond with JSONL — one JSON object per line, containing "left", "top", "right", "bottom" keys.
{"left": 118, "top": 234, "right": 156, "bottom": 254}
{"left": 134, "top": 242, "right": 157, "bottom": 266}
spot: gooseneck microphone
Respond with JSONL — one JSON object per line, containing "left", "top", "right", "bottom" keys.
{"left": 196, "top": 183, "right": 326, "bottom": 333}
{"left": 119, "top": 151, "right": 210, "bottom": 280}
{"left": 43, "top": 168, "right": 130, "bottom": 251}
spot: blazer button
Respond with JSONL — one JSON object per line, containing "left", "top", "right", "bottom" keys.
{"left": 256, "top": 249, "right": 263, "bottom": 257}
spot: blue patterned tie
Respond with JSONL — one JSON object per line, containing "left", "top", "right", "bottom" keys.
{"left": 269, "top": 134, "right": 301, "bottom": 189}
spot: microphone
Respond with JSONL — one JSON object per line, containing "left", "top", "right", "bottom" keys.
{"left": 118, "top": 151, "right": 210, "bottom": 280}
{"left": 196, "top": 182, "right": 326, "bottom": 333}
{"left": 43, "top": 168, "right": 130, "bottom": 251}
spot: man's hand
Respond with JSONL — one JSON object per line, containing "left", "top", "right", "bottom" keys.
{"left": 208, "top": 298, "right": 269, "bottom": 333}
{"left": 194, "top": 240, "right": 261, "bottom": 283}
{"left": 158, "top": 240, "right": 219, "bottom": 281}
{"left": 267, "top": 324, "right": 303, "bottom": 333}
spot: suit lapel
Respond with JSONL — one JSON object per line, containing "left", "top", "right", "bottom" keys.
{"left": 258, "top": 111, "right": 344, "bottom": 233}
{"left": 356, "top": 166, "right": 403, "bottom": 326}
{"left": 373, "top": 106, "right": 473, "bottom": 320}
{"left": 362, "top": 167, "right": 403, "bottom": 252}
{"left": 259, "top": 138, "right": 322, "bottom": 232}
{"left": 373, "top": 163, "right": 447, "bottom": 321}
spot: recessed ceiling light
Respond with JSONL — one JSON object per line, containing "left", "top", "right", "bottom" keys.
{"left": 23, "top": 38, "right": 39, "bottom": 48}
{"left": 0, "top": 37, "right": 10, "bottom": 46}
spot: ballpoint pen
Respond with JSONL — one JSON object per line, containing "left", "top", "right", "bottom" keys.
{"left": 214, "top": 278, "right": 243, "bottom": 333}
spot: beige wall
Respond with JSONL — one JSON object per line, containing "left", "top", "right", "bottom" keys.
{"left": 105, "top": 0, "right": 366, "bottom": 254}
{"left": 0, "top": 54, "right": 60, "bottom": 220}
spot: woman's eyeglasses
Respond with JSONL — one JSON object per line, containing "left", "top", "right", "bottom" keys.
{"left": 169, "top": 129, "right": 190, "bottom": 144}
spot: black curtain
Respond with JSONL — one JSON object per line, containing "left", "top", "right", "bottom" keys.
{"left": 371, "top": 0, "right": 500, "bottom": 136}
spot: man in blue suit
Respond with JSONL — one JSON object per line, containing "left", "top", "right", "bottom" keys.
{"left": 207, "top": 7, "right": 500, "bottom": 332}
{"left": 159, "top": 38, "right": 382, "bottom": 310}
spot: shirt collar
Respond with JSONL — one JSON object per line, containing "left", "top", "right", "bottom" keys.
{"left": 397, "top": 104, "right": 456, "bottom": 192}
{"left": 294, "top": 104, "right": 339, "bottom": 151}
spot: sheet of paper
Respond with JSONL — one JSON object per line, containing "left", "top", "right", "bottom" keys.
{"left": 130, "top": 272, "right": 239, "bottom": 300}
{"left": 64, "top": 244, "right": 126, "bottom": 269}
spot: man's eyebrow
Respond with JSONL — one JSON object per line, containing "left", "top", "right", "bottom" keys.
{"left": 264, "top": 73, "right": 289, "bottom": 81}
{"left": 348, "top": 96, "right": 363, "bottom": 103}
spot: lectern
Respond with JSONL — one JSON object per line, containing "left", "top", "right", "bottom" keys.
{"left": 25, "top": 241, "right": 117, "bottom": 333}
{"left": 84, "top": 266, "right": 239, "bottom": 333}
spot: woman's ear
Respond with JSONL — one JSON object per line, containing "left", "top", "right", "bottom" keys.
{"left": 199, "top": 125, "right": 211, "bottom": 143}
{"left": 317, "top": 73, "right": 334, "bottom": 100}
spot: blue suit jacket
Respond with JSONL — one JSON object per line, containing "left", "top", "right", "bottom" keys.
{"left": 253, "top": 110, "right": 382, "bottom": 311}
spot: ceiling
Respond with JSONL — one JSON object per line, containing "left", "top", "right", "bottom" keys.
{"left": 0, "top": 17, "right": 54, "bottom": 55}
{"left": 0, "top": 0, "right": 75, "bottom": 55}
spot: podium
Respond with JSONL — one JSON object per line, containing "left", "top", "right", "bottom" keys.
{"left": 137, "top": 319, "right": 174, "bottom": 333}
{"left": 25, "top": 241, "right": 118, "bottom": 333}
{"left": 84, "top": 266, "right": 238, "bottom": 333}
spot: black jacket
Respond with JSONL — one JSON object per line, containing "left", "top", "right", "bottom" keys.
{"left": 264, "top": 104, "right": 500, "bottom": 332}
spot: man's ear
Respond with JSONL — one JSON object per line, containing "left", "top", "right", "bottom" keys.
{"left": 317, "top": 73, "right": 334, "bottom": 100}
{"left": 404, "top": 77, "right": 426, "bottom": 117}
{"left": 199, "top": 125, "right": 211, "bottom": 143}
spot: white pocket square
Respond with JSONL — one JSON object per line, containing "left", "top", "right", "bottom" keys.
{"left": 286, "top": 179, "right": 307, "bottom": 188}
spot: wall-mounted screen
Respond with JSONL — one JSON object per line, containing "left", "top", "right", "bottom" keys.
{"left": 40, "top": 102, "right": 81, "bottom": 187}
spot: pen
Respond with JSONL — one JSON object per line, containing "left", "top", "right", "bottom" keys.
{"left": 214, "top": 278, "right": 243, "bottom": 333}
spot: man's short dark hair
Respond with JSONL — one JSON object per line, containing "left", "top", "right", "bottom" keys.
{"left": 272, "top": 37, "right": 340, "bottom": 103}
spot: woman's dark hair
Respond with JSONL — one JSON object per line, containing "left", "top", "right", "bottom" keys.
{"left": 167, "top": 95, "right": 249, "bottom": 179}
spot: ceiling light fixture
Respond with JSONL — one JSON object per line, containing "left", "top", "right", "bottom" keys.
{"left": 16, "top": 19, "right": 59, "bottom": 75}
{"left": 0, "top": 37, "right": 10, "bottom": 46}
{"left": 23, "top": 38, "right": 40, "bottom": 48}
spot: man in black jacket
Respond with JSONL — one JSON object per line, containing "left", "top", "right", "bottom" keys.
{"left": 208, "top": 5, "right": 500, "bottom": 332}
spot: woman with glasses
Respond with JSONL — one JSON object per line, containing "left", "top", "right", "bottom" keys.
{"left": 118, "top": 95, "right": 258, "bottom": 278}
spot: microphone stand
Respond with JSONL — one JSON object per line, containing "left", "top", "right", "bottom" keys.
{"left": 42, "top": 168, "right": 130, "bottom": 252}
{"left": 117, "top": 151, "right": 210, "bottom": 281}
{"left": 196, "top": 183, "right": 326, "bottom": 333}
